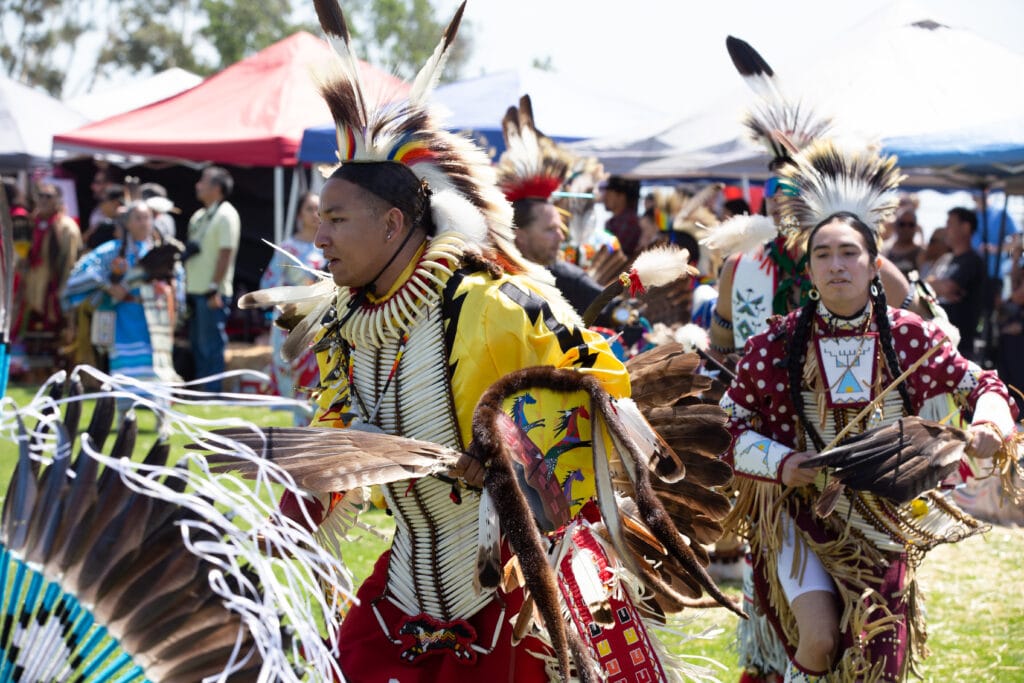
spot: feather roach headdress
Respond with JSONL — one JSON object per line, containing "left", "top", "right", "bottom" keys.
{"left": 726, "top": 35, "right": 833, "bottom": 169}
{"left": 313, "top": 0, "right": 527, "bottom": 269}
{"left": 0, "top": 368, "right": 352, "bottom": 682}
{"left": 495, "top": 95, "right": 572, "bottom": 205}
{"left": 775, "top": 138, "right": 904, "bottom": 251}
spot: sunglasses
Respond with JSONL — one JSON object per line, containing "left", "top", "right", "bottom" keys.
{"left": 764, "top": 177, "right": 799, "bottom": 198}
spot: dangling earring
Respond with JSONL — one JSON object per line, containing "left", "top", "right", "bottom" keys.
{"left": 869, "top": 281, "right": 879, "bottom": 297}
{"left": 808, "top": 287, "right": 820, "bottom": 301}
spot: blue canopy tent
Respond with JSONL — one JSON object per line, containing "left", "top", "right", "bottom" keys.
{"left": 298, "top": 67, "right": 670, "bottom": 163}
{"left": 883, "top": 118, "right": 1024, "bottom": 192}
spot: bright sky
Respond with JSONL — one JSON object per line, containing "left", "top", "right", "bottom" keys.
{"left": 434, "top": 0, "right": 1024, "bottom": 231}
{"left": 439, "top": 0, "right": 1024, "bottom": 118}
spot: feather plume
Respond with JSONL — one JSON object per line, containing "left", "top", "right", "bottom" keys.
{"left": 701, "top": 213, "right": 779, "bottom": 255}
{"left": 726, "top": 35, "right": 832, "bottom": 165}
{"left": 632, "top": 245, "right": 698, "bottom": 289}
{"left": 0, "top": 186, "right": 15, "bottom": 355}
{"left": 581, "top": 245, "right": 696, "bottom": 326}
{"left": 496, "top": 95, "right": 572, "bottom": 204}
{"left": 673, "top": 182, "right": 724, "bottom": 228}
{"left": 673, "top": 323, "right": 710, "bottom": 353}
{"left": 408, "top": 1, "right": 465, "bottom": 104}
{"left": 475, "top": 488, "right": 502, "bottom": 593}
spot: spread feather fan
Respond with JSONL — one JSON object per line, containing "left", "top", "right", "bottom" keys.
{"left": 0, "top": 367, "right": 352, "bottom": 682}
{"left": 800, "top": 416, "right": 977, "bottom": 505}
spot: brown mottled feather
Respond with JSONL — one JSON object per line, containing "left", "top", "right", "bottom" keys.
{"left": 201, "top": 426, "right": 461, "bottom": 492}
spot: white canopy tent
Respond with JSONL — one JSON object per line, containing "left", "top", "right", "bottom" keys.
{"left": 66, "top": 68, "right": 203, "bottom": 121}
{"left": 0, "top": 75, "right": 88, "bottom": 171}
{"left": 572, "top": 1, "right": 1024, "bottom": 189}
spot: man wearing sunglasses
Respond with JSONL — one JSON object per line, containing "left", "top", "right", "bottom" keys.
{"left": 884, "top": 209, "right": 924, "bottom": 280}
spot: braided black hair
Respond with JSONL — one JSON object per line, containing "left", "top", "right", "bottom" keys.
{"left": 870, "top": 274, "right": 914, "bottom": 416}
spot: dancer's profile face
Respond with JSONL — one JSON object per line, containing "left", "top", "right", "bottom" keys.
{"left": 316, "top": 178, "right": 397, "bottom": 288}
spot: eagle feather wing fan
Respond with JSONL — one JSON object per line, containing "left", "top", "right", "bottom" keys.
{"left": 0, "top": 367, "right": 353, "bottom": 682}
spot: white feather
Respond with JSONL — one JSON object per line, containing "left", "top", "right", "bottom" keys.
{"left": 408, "top": 3, "right": 464, "bottom": 104}
{"left": 611, "top": 398, "right": 660, "bottom": 468}
{"left": 429, "top": 188, "right": 489, "bottom": 247}
{"left": 673, "top": 324, "right": 710, "bottom": 353}
{"left": 701, "top": 214, "right": 778, "bottom": 256}
{"left": 631, "top": 245, "right": 698, "bottom": 289}
{"left": 238, "top": 278, "right": 335, "bottom": 311}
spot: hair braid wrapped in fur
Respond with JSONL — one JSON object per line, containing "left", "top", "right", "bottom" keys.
{"left": 871, "top": 275, "right": 914, "bottom": 416}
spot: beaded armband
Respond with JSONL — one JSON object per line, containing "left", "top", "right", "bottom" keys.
{"left": 712, "top": 309, "right": 733, "bottom": 330}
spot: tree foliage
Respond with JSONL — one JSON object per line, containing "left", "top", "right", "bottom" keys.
{"left": 0, "top": 0, "right": 472, "bottom": 99}
{"left": 0, "top": 0, "right": 91, "bottom": 96}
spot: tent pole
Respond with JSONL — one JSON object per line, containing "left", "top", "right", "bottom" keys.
{"left": 274, "top": 166, "right": 284, "bottom": 246}
{"left": 284, "top": 167, "right": 300, "bottom": 242}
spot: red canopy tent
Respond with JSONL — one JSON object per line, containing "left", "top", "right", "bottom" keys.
{"left": 54, "top": 31, "right": 407, "bottom": 166}
{"left": 53, "top": 31, "right": 409, "bottom": 242}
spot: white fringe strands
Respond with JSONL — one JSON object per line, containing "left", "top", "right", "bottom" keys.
{"left": 0, "top": 366, "right": 353, "bottom": 682}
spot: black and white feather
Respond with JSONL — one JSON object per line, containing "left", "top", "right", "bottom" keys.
{"left": 726, "top": 35, "right": 833, "bottom": 167}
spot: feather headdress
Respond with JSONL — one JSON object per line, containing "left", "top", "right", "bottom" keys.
{"left": 312, "top": 0, "right": 527, "bottom": 269}
{"left": 775, "top": 138, "right": 904, "bottom": 251}
{"left": 495, "top": 95, "right": 572, "bottom": 205}
{"left": 726, "top": 35, "right": 833, "bottom": 169}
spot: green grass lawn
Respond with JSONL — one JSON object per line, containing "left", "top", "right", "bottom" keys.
{"left": 3, "top": 382, "right": 1023, "bottom": 681}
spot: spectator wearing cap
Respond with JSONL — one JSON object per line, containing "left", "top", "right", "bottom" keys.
{"left": 602, "top": 175, "right": 642, "bottom": 257}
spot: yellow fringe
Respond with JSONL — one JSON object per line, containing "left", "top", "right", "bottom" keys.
{"left": 727, "top": 483, "right": 931, "bottom": 682}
